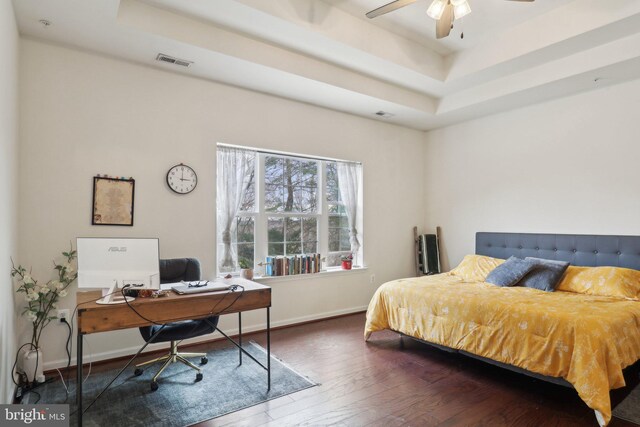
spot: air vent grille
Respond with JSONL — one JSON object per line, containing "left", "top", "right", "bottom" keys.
{"left": 156, "top": 53, "right": 193, "bottom": 68}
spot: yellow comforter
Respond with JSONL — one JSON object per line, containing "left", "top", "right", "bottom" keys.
{"left": 364, "top": 274, "right": 640, "bottom": 425}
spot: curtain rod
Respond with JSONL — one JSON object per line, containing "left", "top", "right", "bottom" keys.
{"left": 217, "top": 143, "right": 362, "bottom": 165}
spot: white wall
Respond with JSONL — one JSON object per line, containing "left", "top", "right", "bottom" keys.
{"left": 19, "top": 39, "right": 427, "bottom": 369}
{"left": 425, "top": 78, "right": 640, "bottom": 271}
{"left": 0, "top": 0, "right": 19, "bottom": 404}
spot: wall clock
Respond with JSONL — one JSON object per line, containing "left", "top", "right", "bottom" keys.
{"left": 166, "top": 163, "right": 198, "bottom": 194}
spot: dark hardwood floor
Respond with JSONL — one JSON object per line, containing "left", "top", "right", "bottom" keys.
{"left": 193, "top": 312, "right": 640, "bottom": 427}
{"left": 74, "top": 312, "right": 640, "bottom": 426}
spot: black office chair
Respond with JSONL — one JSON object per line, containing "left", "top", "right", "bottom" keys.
{"left": 134, "top": 258, "right": 219, "bottom": 391}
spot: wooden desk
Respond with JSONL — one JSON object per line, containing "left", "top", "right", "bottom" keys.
{"left": 75, "top": 279, "right": 271, "bottom": 426}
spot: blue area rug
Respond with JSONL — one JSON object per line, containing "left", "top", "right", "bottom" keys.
{"left": 27, "top": 342, "right": 316, "bottom": 426}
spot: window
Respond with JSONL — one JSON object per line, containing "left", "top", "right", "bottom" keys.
{"left": 216, "top": 145, "right": 362, "bottom": 275}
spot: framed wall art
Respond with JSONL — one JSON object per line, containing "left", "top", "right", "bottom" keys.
{"left": 92, "top": 176, "right": 135, "bottom": 226}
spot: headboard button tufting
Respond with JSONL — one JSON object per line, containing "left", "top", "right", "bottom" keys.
{"left": 594, "top": 250, "right": 598, "bottom": 254}
{"left": 535, "top": 247, "right": 539, "bottom": 250}
{"left": 553, "top": 248, "right": 558, "bottom": 252}
{"left": 573, "top": 249, "right": 577, "bottom": 253}
{"left": 617, "top": 251, "right": 621, "bottom": 255}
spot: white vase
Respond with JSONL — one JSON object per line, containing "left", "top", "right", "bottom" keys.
{"left": 20, "top": 347, "right": 45, "bottom": 383}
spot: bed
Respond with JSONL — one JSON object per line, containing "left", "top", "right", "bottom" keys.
{"left": 364, "top": 232, "right": 640, "bottom": 427}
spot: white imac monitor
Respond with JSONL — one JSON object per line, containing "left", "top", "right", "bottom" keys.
{"left": 77, "top": 237, "right": 160, "bottom": 304}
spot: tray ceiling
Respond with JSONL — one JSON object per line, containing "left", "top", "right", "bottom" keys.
{"left": 13, "top": 0, "right": 640, "bottom": 130}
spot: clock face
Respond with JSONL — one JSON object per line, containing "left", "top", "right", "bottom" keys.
{"left": 167, "top": 164, "right": 197, "bottom": 194}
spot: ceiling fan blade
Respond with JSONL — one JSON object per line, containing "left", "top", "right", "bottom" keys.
{"left": 366, "top": 0, "right": 418, "bottom": 19}
{"left": 436, "top": 3, "right": 454, "bottom": 39}
{"left": 506, "top": 0, "right": 535, "bottom": 2}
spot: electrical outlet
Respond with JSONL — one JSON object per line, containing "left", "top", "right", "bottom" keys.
{"left": 370, "top": 274, "right": 375, "bottom": 284}
{"left": 57, "top": 309, "right": 70, "bottom": 323}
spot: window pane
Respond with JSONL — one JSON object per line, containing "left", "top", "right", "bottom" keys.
{"left": 268, "top": 217, "right": 284, "bottom": 242}
{"left": 236, "top": 217, "right": 254, "bottom": 243}
{"left": 281, "top": 159, "right": 297, "bottom": 213}
{"left": 285, "top": 217, "right": 301, "bottom": 243}
{"left": 239, "top": 169, "right": 256, "bottom": 212}
{"left": 301, "top": 161, "right": 318, "bottom": 187}
{"left": 326, "top": 162, "right": 340, "bottom": 202}
{"left": 286, "top": 242, "right": 301, "bottom": 255}
{"left": 295, "top": 188, "right": 317, "bottom": 213}
{"left": 265, "top": 185, "right": 284, "bottom": 212}
{"left": 340, "top": 230, "right": 351, "bottom": 251}
{"left": 329, "top": 228, "right": 340, "bottom": 252}
{"left": 328, "top": 203, "right": 346, "bottom": 215}
{"left": 264, "top": 156, "right": 319, "bottom": 214}
{"left": 283, "top": 184, "right": 295, "bottom": 212}
{"left": 268, "top": 243, "right": 284, "bottom": 256}
{"left": 303, "top": 241, "right": 317, "bottom": 254}
{"left": 302, "top": 217, "right": 317, "bottom": 243}
{"left": 285, "top": 159, "right": 301, "bottom": 186}
{"left": 237, "top": 243, "right": 254, "bottom": 268}
{"left": 264, "top": 156, "right": 284, "bottom": 186}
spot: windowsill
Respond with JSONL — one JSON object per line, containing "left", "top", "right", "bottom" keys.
{"left": 252, "top": 266, "right": 368, "bottom": 283}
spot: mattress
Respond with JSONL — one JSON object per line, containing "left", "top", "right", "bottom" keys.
{"left": 364, "top": 273, "right": 640, "bottom": 425}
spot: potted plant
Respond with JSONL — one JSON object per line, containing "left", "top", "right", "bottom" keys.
{"left": 341, "top": 253, "right": 353, "bottom": 270}
{"left": 238, "top": 258, "right": 254, "bottom": 280}
{"left": 11, "top": 246, "right": 77, "bottom": 384}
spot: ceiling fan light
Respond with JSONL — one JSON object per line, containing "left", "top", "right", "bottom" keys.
{"left": 426, "top": 0, "right": 447, "bottom": 20}
{"left": 453, "top": 1, "right": 471, "bottom": 19}
{"left": 450, "top": 0, "right": 467, "bottom": 6}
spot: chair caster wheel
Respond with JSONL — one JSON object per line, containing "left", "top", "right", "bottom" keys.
{"left": 195, "top": 373, "right": 203, "bottom": 382}
{"left": 150, "top": 381, "right": 159, "bottom": 391}
{"left": 200, "top": 357, "right": 208, "bottom": 365}
{"left": 134, "top": 368, "right": 143, "bottom": 376}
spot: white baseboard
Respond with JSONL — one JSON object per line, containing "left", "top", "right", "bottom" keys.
{"left": 43, "top": 306, "right": 367, "bottom": 371}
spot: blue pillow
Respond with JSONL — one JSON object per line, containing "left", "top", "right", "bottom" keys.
{"left": 486, "top": 256, "right": 536, "bottom": 287}
{"left": 518, "top": 257, "right": 570, "bottom": 292}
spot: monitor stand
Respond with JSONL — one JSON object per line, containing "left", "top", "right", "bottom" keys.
{"left": 96, "top": 280, "right": 135, "bottom": 305}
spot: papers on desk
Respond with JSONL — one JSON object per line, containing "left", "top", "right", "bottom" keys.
{"left": 169, "top": 280, "right": 232, "bottom": 294}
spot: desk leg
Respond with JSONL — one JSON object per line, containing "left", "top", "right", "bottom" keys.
{"left": 238, "top": 312, "right": 242, "bottom": 366}
{"left": 267, "top": 307, "right": 271, "bottom": 391}
{"left": 76, "top": 333, "right": 83, "bottom": 426}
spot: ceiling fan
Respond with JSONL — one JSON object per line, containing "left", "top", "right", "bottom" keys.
{"left": 366, "top": 0, "right": 535, "bottom": 40}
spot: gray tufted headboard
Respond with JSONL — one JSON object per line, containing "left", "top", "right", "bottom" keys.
{"left": 476, "top": 232, "right": 640, "bottom": 270}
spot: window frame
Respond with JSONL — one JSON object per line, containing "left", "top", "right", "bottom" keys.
{"left": 253, "top": 154, "right": 323, "bottom": 268}
{"left": 218, "top": 147, "right": 362, "bottom": 275}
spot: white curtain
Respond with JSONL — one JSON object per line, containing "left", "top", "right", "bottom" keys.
{"left": 217, "top": 146, "right": 256, "bottom": 271}
{"left": 337, "top": 161, "right": 362, "bottom": 263}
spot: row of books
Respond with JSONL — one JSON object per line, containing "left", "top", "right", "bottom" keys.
{"left": 265, "top": 254, "right": 322, "bottom": 276}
